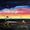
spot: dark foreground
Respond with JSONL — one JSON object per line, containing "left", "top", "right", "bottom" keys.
{"left": 0, "top": 19, "right": 30, "bottom": 30}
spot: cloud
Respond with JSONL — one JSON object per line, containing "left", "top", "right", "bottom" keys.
{"left": 0, "top": 8, "right": 16, "bottom": 13}
{"left": 0, "top": 6, "right": 29, "bottom": 13}
{"left": 2, "top": 8, "right": 10, "bottom": 12}
{"left": 15, "top": 6, "right": 28, "bottom": 9}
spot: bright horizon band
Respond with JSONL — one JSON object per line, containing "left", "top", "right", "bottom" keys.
{"left": 0, "top": 13, "right": 30, "bottom": 19}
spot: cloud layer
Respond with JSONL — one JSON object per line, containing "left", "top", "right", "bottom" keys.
{"left": 0, "top": 6, "right": 30, "bottom": 13}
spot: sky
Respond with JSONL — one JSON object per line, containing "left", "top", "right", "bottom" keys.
{"left": 0, "top": 6, "right": 30, "bottom": 19}
{"left": 0, "top": 6, "right": 30, "bottom": 12}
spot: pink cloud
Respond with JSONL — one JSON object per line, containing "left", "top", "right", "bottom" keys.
{"left": 0, "top": 8, "right": 30, "bottom": 14}
{"left": 16, "top": 8, "right": 30, "bottom": 14}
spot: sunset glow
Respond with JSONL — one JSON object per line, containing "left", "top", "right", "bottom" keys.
{"left": 0, "top": 8, "right": 30, "bottom": 19}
